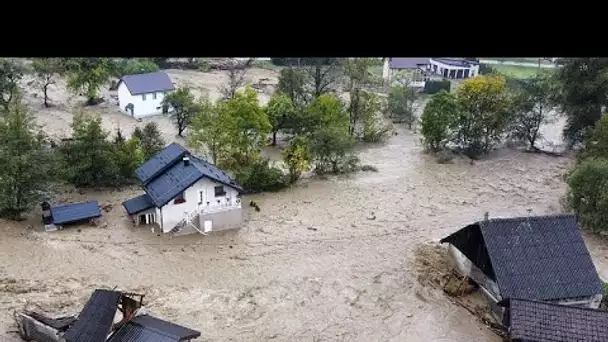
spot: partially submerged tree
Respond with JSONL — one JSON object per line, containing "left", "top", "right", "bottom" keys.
{"left": 282, "top": 135, "right": 312, "bottom": 183}
{"left": 188, "top": 97, "right": 230, "bottom": 165}
{"left": 508, "top": 72, "right": 556, "bottom": 150}
{"left": 420, "top": 90, "right": 460, "bottom": 152}
{"left": 276, "top": 67, "right": 307, "bottom": 105}
{"left": 266, "top": 93, "right": 296, "bottom": 146}
{"left": 387, "top": 85, "right": 419, "bottom": 129}
{"left": 219, "top": 59, "right": 251, "bottom": 99}
{"left": 344, "top": 58, "right": 376, "bottom": 136}
{"left": 567, "top": 157, "right": 608, "bottom": 234}
{"left": 302, "top": 58, "right": 342, "bottom": 98}
{"left": 359, "top": 91, "right": 389, "bottom": 143}
{"left": 454, "top": 74, "right": 513, "bottom": 157}
{"left": 31, "top": 58, "right": 64, "bottom": 108}
{"left": 0, "top": 59, "right": 24, "bottom": 111}
{"left": 0, "top": 94, "right": 52, "bottom": 219}
{"left": 112, "top": 128, "right": 144, "bottom": 184}
{"left": 65, "top": 58, "right": 114, "bottom": 105}
{"left": 132, "top": 122, "right": 165, "bottom": 161}
{"left": 162, "top": 86, "right": 198, "bottom": 137}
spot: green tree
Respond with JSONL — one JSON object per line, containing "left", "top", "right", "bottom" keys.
{"left": 118, "top": 58, "right": 160, "bottom": 76}
{"left": 162, "top": 86, "right": 198, "bottom": 137}
{"left": 0, "top": 94, "right": 53, "bottom": 219}
{"left": 234, "top": 158, "right": 287, "bottom": 193}
{"left": 266, "top": 93, "right": 296, "bottom": 146}
{"left": 188, "top": 97, "right": 230, "bottom": 165}
{"left": 282, "top": 136, "right": 312, "bottom": 183}
{"left": 302, "top": 58, "right": 342, "bottom": 98}
{"left": 509, "top": 72, "right": 556, "bottom": 150}
{"left": 567, "top": 158, "right": 608, "bottom": 234}
{"left": 132, "top": 122, "right": 165, "bottom": 161}
{"left": 277, "top": 67, "right": 307, "bottom": 105}
{"left": 59, "top": 112, "right": 117, "bottom": 187}
{"left": 304, "top": 93, "right": 349, "bottom": 135}
{"left": 112, "top": 128, "right": 144, "bottom": 184}
{"left": 65, "top": 58, "right": 114, "bottom": 105}
{"left": 579, "top": 114, "right": 608, "bottom": 161}
{"left": 553, "top": 58, "right": 608, "bottom": 146}
{"left": 360, "top": 91, "right": 389, "bottom": 143}
{"left": 387, "top": 85, "right": 418, "bottom": 129}
{"left": 344, "top": 58, "right": 376, "bottom": 136}
{"left": 454, "top": 74, "right": 513, "bottom": 157}
{"left": 31, "top": 58, "right": 64, "bottom": 108}
{"left": 420, "top": 91, "right": 460, "bottom": 152}
{"left": 310, "top": 123, "right": 356, "bottom": 174}
{"left": 0, "top": 59, "right": 23, "bottom": 111}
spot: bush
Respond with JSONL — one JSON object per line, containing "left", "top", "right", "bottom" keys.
{"left": 423, "top": 80, "right": 451, "bottom": 94}
{"left": 118, "top": 58, "right": 159, "bottom": 76}
{"left": 420, "top": 91, "right": 460, "bottom": 152}
{"left": 567, "top": 158, "right": 608, "bottom": 234}
{"left": 235, "top": 158, "right": 288, "bottom": 193}
{"left": 282, "top": 136, "right": 312, "bottom": 183}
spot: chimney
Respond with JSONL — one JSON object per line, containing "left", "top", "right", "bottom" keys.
{"left": 183, "top": 156, "right": 190, "bottom": 166}
{"left": 484, "top": 212, "right": 489, "bottom": 221}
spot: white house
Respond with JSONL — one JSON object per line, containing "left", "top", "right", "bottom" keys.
{"left": 383, "top": 57, "right": 480, "bottom": 86}
{"left": 428, "top": 58, "right": 479, "bottom": 80}
{"left": 117, "top": 71, "right": 175, "bottom": 118}
{"left": 122, "top": 143, "right": 244, "bottom": 236}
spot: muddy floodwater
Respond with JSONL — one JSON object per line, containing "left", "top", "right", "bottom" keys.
{"left": 2, "top": 118, "right": 597, "bottom": 342}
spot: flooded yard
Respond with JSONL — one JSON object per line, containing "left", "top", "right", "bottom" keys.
{"left": 0, "top": 66, "right": 600, "bottom": 341}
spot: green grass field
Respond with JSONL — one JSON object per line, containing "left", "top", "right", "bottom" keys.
{"left": 490, "top": 64, "right": 551, "bottom": 79}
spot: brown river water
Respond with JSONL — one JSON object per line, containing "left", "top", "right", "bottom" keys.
{"left": 2, "top": 116, "right": 600, "bottom": 342}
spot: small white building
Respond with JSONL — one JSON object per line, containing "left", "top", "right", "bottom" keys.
{"left": 117, "top": 71, "right": 175, "bottom": 118}
{"left": 122, "top": 143, "right": 244, "bottom": 236}
{"left": 382, "top": 58, "right": 431, "bottom": 87}
{"left": 428, "top": 58, "right": 479, "bottom": 80}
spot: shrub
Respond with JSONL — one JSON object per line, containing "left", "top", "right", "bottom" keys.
{"left": 235, "top": 158, "right": 288, "bottom": 193}
{"left": 420, "top": 91, "right": 460, "bottom": 152}
{"left": 567, "top": 158, "right": 608, "bottom": 234}
{"left": 423, "top": 80, "right": 451, "bottom": 94}
{"left": 282, "top": 136, "right": 312, "bottom": 183}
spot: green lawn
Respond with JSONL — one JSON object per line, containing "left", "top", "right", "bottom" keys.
{"left": 490, "top": 64, "right": 551, "bottom": 79}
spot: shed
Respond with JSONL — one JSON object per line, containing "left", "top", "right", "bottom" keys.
{"left": 499, "top": 298, "right": 608, "bottom": 342}
{"left": 108, "top": 314, "right": 201, "bottom": 342}
{"left": 117, "top": 71, "right": 175, "bottom": 118}
{"left": 44, "top": 200, "right": 102, "bottom": 231}
{"left": 63, "top": 289, "right": 123, "bottom": 342}
{"left": 440, "top": 214, "right": 604, "bottom": 319}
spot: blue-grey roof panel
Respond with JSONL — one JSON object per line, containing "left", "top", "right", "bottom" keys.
{"left": 131, "top": 314, "right": 201, "bottom": 340}
{"left": 119, "top": 71, "right": 175, "bottom": 95}
{"left": 389, "top": 58, "right": 429, "bottom": 69}
{"left": 63, "top": 289, "right": 122, "bottom": 342}
{"left": 135, "top": 143, "right": 187, "bottom": 184}
{"left": 191, "top": 156, "right": 244, "bottom": 192}
{"left": 122, "top": 194, "right": 155, "bottom": 215}
{"left": 108, "top": 324, "right": 176, "bottom": 342}
{"left": 432, "top": 57, "right": 474, "bottom": 67}
{"left": 143, "top": 161, "right": 203, "bottom": 207}
{"left": 51, "top": 201, "right": 101, "bottom": 226}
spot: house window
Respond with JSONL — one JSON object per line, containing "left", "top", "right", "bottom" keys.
{"left": 214, "top": 186, "right": 226, "bottom": 197}
{"left": 174, "top": 191, "right": 186, "bottom": 204}
{"left": 153, "top": 92, "right": 157, "bottom": 100}
{"left": 198, "top": 190, "right": 204, "bottom": 204}
{"left": 142, "top": 94, "right": 147, "bottom": 101}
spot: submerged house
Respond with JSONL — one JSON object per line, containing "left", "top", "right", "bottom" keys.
{"left": 117, "top": 71, "right": 175, "bottom": 118}
{"left": 499, "top": 298, "right": 608, "bottom": 342}
{"left": 122, "top": 143, "right": 244, "bottom": 235}
{"left": 16, "top": 289, "right": 201, "bottom": 342}
{"left": 440, "top": 214, "right": 604, "bottom": 319}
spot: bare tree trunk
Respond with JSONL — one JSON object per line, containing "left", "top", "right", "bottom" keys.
{"left": 43, "top": 83, "right": 49, "bottom": 108}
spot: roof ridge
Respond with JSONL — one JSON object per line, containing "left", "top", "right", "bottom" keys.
{"left": 479, "top": 213, "right": 576, "bottom": 225}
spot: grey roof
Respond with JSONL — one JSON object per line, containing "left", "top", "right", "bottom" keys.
{"left": 51, "top": 200, "right": 101, "bottom": 226}
{"left": 431, "top": 57, "right": 477, "bottom": 67}
{"left": 135, "top": 143, "right": 187, "bottom": 184}
{"left": 135, "top": 143, "right": 244, "bottom": 208}
{"left": 63, "top": 289, "right": 122, "bottom": 342}
{"left": 122, "top": 194, "right": 155, "bottom": 215}
{"left": 108, "top": 314, "right": 200, "bottom": 342}
{"left": 119, "top": 71, "right": 175, "bottom": 96}
{"left": 389, "top": 58, "right": 429, "bottom": 69}
{"left": 500, "top": 298, "right": 608, "bottom": 342}
{"left": 442, "top": 214, "right": 603, "bottom": 301}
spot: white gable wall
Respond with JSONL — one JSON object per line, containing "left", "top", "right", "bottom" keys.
{"left": 158, "top": 178, "right": 241, "bottom": 233}
{"left": 117, "top": 82, "right": 171, "bottom": 118}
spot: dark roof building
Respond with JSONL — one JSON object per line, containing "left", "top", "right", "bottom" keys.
{"left": 389, "top": 58, "right": 430, "bottom": 69}
{"left": 108, "top": 314, "right": 201, "bottom": 342}
{"left": 118, "top": 71, "right": 175, "bottom": 95}
{"left": 50, "top": 200, "right": 101, "bottom": 226}
{"left": 500, "top": 298, "right": 608, "bottom": 342}
{"left": 122, "top": 143, "right": 243, "bottom": 215}
{"left": 63, "top": 289, "right": 123, "bottom": 342}
{"left": 440, "top": 214, "right": 604, "bottom": 302}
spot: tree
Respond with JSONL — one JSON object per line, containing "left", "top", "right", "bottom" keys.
{"left": 310, "top": 124, "right": 357, "bottom": 174}
{"left": 553, "top": 58, "right": 608, "bottom": 146}
{"left": 132, "top": 122, "right": 165, "bottom": 161}
{"left": 344, "top": 58, "right": 376, "bottom": 136}
{"left": 0, "top": 59, "right": 23, "bottom": 111}
{"left": 387, "top": 85, "right": 419, "bottom": 129}
{"left": 0, "top": 94, "right": 53, "bottom": 219}
{"left": 306, "top": 93, "right": 349, "bottom": 134}
{"left": 420, "top": 91, "right": 460, "bottom": 152}
{"left": 31, "top": 58, "right": 64, "bottom": 108}
{"left": 59, "top": 112, "right": 117, "bottom": 187}
{"left": 359, "top": 91, "right": 389, "bottom": 143}
{"left": 65, "top": 58, "right": 114, "bottom": 105}
{"left": 266, "top": 93, "right": 296, "bottom": 146}
{"left": 567, "top": 158, "right": 608, "bottom": 234}
{"left": 508, "top": 72, "right": 556, "bottom": 150}
{"left": 118, "top": 58, "right": 160, "bottom": 76}
{"left": 162, "top": 87, "right": 198, "bottom": 137}
{"left": 302, "top": 58, "right": 342, "bottom": 98}
{"left": 112, "top": 128, "right": 144, "bottom": 184}
{"left": 188, "top": 97, "right": 230, "bottom": 165}
{"left": 219, "top": 59, "right": 251, "bottom": 99}
{"left": 282, "top": 136, "right": 312, "bottom": 183}
{"left": 276, "top": 67, "right": 307, "bottom": 105}
{"left": 454, "top": 74, "right": 513, "bottom": 157}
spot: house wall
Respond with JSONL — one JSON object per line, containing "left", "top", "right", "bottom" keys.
{"left": 117, "top": 82, "right": 170, "bottom": 118}
{"left": 159, "top": 178, "right": 241, "bottom": 233}
{"left": 198, "top": 207, "right": 243, "bottom": 232}
{"left": 429, "top": 59, "right": 479, "bottom": 78}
